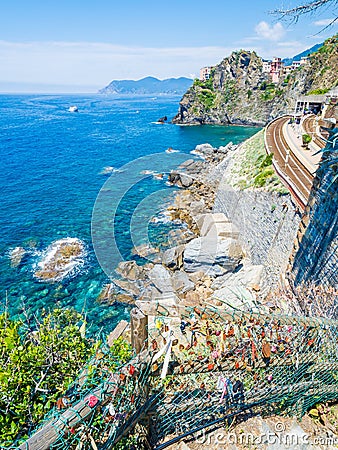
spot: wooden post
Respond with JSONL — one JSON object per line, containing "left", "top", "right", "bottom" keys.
{"left": 131, "top": 307, "right": 148, "bottom": 354}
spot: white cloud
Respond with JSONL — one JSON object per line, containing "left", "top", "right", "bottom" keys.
{"left": 0, "top": 40, "right": 233, "bottom": 91}
{"left": 240, "top": 40, "right": 310, "bottom": 60}
{"left": 254, "top": 21, "right": 286, "bottom": 41}
{"left": 313, "top": 18, "right": 335, "bottom": 26}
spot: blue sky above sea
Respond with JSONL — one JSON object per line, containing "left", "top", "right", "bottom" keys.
{"left": 0, "top": 0, "right": 337, "bottom": 93}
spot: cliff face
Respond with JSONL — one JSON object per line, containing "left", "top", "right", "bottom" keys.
{"left": 173, "top": 34, "right": 337, "bottom": 126}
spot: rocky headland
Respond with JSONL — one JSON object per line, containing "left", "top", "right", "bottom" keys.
{"left": 173, "top": 34, "right": 337, "bottom": 126}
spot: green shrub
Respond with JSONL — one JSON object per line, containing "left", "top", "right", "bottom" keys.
{"left": 197, "top": 89, "right": 216, "bottom": 109}
{"left": 254, "top": 167, "right": 275, "bottom": 187}
{"left": 0, "top": 309, "right": 95, "bottom": 444}
{"left": 193, "top": 77, "right": 214, "bottom": 91}
{"left": 258, "top": 153, "right": 273, "bottom": 168}
{"left": 307, "top": 88, "right": 329, "bottom": 95}
{"left": 302, "top": 134, "right": 312, "bottom": 145}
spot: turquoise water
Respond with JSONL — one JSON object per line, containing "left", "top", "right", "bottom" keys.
{"left": 0, "top": 94, "right": 258, "bottom": 334}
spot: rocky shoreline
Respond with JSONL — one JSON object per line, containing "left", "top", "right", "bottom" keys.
{"left": 99, "top": 139, "right": 275, "bottom": 314}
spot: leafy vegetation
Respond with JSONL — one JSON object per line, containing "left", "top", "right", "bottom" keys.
{"left": 193, "top": 77, "right": 214, "bottom": 91}
{"left": 259, "top": 81, "right": 284, "bottom": 101}
{"left": 0, "top": 309, "right": 96, "bottom": 444}
{"left": 227, "top": 130, "right": 288, "bottom": 193}
{"left": 197, "top": 89, "right": 216, "bottom": 110}
{"left": 254, "top": 167, "right": 275, "bottom": 187}
{"left": 302, "top": 134, "right": 312, "bottom": 146}
{"left": 307, "top": 88, "right": 329, "bottom": 95}
{"left": 193, "top": 76, "right": 217, "bottom": 110}
{"left": 222, "top": 79, "right": 237, "bottom": 103}
{"left": 0, "top": 308, "right": 134, "bottom": 446}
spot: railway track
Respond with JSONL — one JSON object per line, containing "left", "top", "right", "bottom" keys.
{"left": 265, "top": 116, "right": 315, "bottom": 209}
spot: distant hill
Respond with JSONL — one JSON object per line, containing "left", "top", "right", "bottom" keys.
{"left": 99, "top": 76, "right": 193, "bottom": 95}
{"left": 282, "top": 42, "right": 324, "bottom": 66}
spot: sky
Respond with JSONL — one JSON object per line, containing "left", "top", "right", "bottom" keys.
{"left": 0, "top": 0, "right": 337, "bottom": 93}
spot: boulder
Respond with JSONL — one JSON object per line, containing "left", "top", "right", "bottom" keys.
{"left": 198, "top": 213, "right": 230, "bottom": 236}
{"left": 194, "top": 143, "right": 215, "bottom": 155}
{"left": 187, "top": 271, "right": 205, "bottom": 285}
{"left": 189, "top": 199, "right": 206, "bottom": 215}
{"left": 148, "top": 264, "right": 174, "bottom": 294}
{"left": 34, "top": 238, "right": 85, "bottom": 282}
{"left": 132, "top": 244, "right": 160, "bottom": 261}
{"left": 179, "top": 174, "right": 194, "bottom": 187}
{"left": 162, "top": 245, "right": 185, "bottom": 270}
{"left": 211, "top": 262, "right": 264, "bottom": 290}
{"left": 171, "top": 271, "right": 195, "bottom": 294}
{"left": 211, "top": 262, "right": 264, "bottom": 311}
{"left": 9, "top": 247, "right": 26, "bottom": 267}
{"left": 97, "top": 283, "right": 115, "bottom": 303}
{"left": 212, "top": 285, "right": 257, "bottom": 311}
{"left": 178, "top": 159, "right": 195, "bottom": 169}
{"left": 205, "top": 222, "right": 240, "bottom": 240}
{"left": 157, "top": 115, "right": 167, "bottom": 123}
{"left": 116, "top": 294, "right": 136, "bottom": 305}
{"left": 183, "top": 237, "right": 243, "bottom": 276}
{"left": 168, "top": 172, "right": 194, "bottom": 188}
{"left": 185, "top": 290, "right": 203, "bottom": 305}
{"left": 138, "top": 285, "right": 162, "bottom": 302}
{"left": 116, "top": 260, "right": 144, "bottom": 280}
{"left": 112, "top": 279, "right": 140, "bottom": 297}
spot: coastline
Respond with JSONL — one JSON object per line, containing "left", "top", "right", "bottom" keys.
{"left": 99, "top": 132, "right": 290, "bottom": 321}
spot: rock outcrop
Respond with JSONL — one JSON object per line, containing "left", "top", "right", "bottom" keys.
{"left": 9, "top": 247, "right": 26, "bottom": 268}
{"left": 34, "top": 238, "right": 85, "bottom": 282}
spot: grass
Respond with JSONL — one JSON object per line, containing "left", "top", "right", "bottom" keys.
{"left": 226, "top": 129, "right": 289, "bottom": 193}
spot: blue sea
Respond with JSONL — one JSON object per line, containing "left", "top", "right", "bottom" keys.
{"left": 0, "top": 94, "right": 258, "bottom": 335}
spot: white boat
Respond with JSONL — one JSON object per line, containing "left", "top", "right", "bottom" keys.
{"left": 68, "top": 106, "right": 78, "bottom": 112}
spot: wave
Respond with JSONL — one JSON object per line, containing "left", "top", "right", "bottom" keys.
{"left": 99, "top": 166, "right": 125, "bottom": 175}
{"left": 140, "top": 170, "right": 165, "bottom": 180}
{"left": 150, "top": 209, "right": 172, "bottom": 224}
{"left": 165, "top": 148, "right": 179, "bottom": 154}
{"left": 190, "top": 149, "right": 205, "bottom": 159}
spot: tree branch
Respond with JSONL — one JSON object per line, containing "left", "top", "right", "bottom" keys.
{"left": 271, "top": 0, "right": 337, "bottom": 19}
